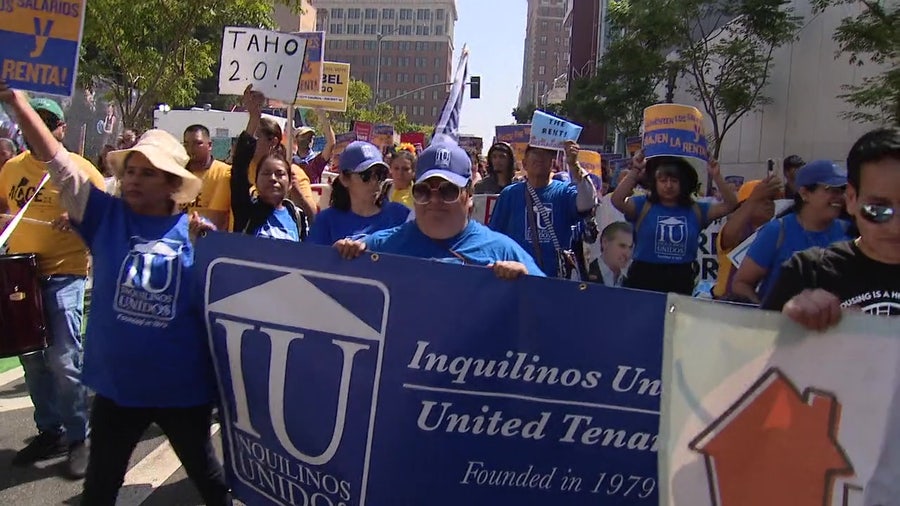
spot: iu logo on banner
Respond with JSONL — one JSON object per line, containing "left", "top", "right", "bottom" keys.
{"left": 204, "top": 259, "right": 389, "bottom": 506}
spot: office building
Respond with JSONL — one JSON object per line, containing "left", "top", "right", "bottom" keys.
{"left": 313, "top": 0, "right": 458, "bottom": 124}
{"left": 273, "top": 0, "right": 319, "bottom": 32}
{"left": 518, "top": 0, "right": 569, "bottom": 108}
{"left": 563, "top": 0, "right": 608, "bottom": 146}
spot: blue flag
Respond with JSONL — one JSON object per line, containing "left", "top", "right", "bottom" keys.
{"left": 433, "top": 45, "right": 469, "bottom": 143}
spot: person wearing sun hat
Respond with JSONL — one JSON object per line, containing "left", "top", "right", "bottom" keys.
{"left": 0, "top": 80, "right": 231, "bottom": 504}
{"left": 333, "top": 139, "right": 544, "bottom": 279}
{"left": 0, "top": 94, "right": 105, "bottom": 478}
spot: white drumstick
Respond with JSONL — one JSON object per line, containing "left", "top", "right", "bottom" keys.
{"left": 0, "top": 214, "right": 53, "bottom": 226}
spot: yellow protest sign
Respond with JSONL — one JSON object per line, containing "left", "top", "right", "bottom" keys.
{"left": 0, "top": 0, "right": 87, "bottom": 96}
{"left": 294, "top": 61, "right": 350, "bottom": 112}
{"left": 577, "top": 150, "right": 602, "bottom": 177}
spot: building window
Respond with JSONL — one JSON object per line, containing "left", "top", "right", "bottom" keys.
{"left": 400, "top": 41, "right": 410, "bottom": 51}
{"left": 330, "top": 8, "right": 343, "bottom": 18}
{"left": 540, "top": 35, "right": 547, "bottom": 44}
{"left": 364, "top": 8, "right": 377, "bottom": 19}
{"left": 434, "top": 57, "right": 441, "bottom": 68}
{"left": 399, "top": 8, "right": 413, "bottom": 20}
{"left": 334, "top": 40, "right": 343, "bottom": 50}
{"left": 381, "top": 24, "right": 393, "bottom": 34}
{"left": 436, "top": 8, "right": 445, "bottom": 20}
{"left": 398, "top": 57, "right": 409, "bottom": 67}
{"left": 382, "top": 73, "right": 391, "bottom": 83}
{"left": 433, "top": 73, "right": 440, "bottom": 83}
{"left": 381, "top": 56, "right": 392, "bottom": 66}
{"left": 539, "top": 65, "right": 546, "bottom": 75}
{"left": 382, "top": 8, "right": 394, "bottom": 19}
{"left": 401, "top": 106, "right": 408, "bottom": 114}
{"left": 415, "top": 57, "right": 426, "bottom": 67}
{"left": 347, "top": 23, "right": 360, "bottom": 34}
{"left": 363, "top": 40, "right": 375, "bottom": 50}
{"left": 435, "top": 24, "right": 444, "bottom": 36}
{"left": 416, "top": 8, "right": 430, "bottom": 20}
{"left": 329, "top": 23, "right": 343, "bottom": 34}
{"left": 422, "top": 26, "right": 430, "bottom": 36}
{"left": 540, "top": 49, "right": 546, "bottom": 59}
{"left": 399, "top": 25, "right": 412, "bottom": 35}
{"left": 433, "top": 90, "right": 440, "bottom": 100}
{"left": 415, "top": 74, "right": 426, "bottom": 84}
{"left": 364, "top": 24, "right": 377, "bottom": 34}
{"left": 432, "top": 106, "right": 438, "bottom": 117}
{"left": 347, "top": 8, "right": 360, "bottom": 19}
{"left": 541, "top": 20, "right": 548, "bottom": 29}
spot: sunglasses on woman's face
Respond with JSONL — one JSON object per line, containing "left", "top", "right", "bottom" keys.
{"left": 859, "top": 203, "right": 896, "bottom": 224}
{"left": 348, "top": 167, "right": 387, "bottom": 183}
{"left": 412, "top": 180, "right": 462, "bottom": 205}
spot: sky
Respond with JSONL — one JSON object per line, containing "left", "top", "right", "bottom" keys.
{"left": 451, "top": 0, "right": 527, "bottom": 152}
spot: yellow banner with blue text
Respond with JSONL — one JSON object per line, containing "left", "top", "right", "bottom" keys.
{"left": 0, "top": 0, "right": 87, "bottom": 96}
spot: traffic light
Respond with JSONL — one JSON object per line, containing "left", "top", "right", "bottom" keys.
{"left": 470, "top": 76, "right": 481, "bottom": 99}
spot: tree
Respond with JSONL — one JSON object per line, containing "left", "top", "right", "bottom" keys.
{"left": 512, "top": 103, "right": 536, "bottom": 124}
{"left": 579, "top": 0, "right": 801, "bottom": 158}
{"left": 79, "top": 0, "right": 304, "bottom": 130}
{"left": 811, "top": 0, "right": 899, "bottom": 126}
{"left": 304, "top": 79, "right": 432, "bottom": 135}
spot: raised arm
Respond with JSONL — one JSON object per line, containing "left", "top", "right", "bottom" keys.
{"left": 318, "top": 108, "right": 336, "bottom": 162}
{"left": 706, "top": 159, "right": 739, "bottom": 221}
{"left": 230, "top": 85, "right": 263, "bottom": 233}
{"left": 564, "top": 140, "right": 597, "bottom": 212}
{"left": 0, "top": 81, "right": 91, "bottom": 222}
{"left": 611, "top": 151, "right": 645, "bottom": 220}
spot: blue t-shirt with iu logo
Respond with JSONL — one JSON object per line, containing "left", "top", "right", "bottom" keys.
{"left": 628, "top": 195, "right": 711, "bottom": 264}
{"left": 73, "top": 187, "right": 216, "bottom": 407}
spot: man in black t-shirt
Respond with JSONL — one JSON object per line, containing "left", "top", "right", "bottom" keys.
{"left": 763, "top": 128, "right": 900, "bottom": 330}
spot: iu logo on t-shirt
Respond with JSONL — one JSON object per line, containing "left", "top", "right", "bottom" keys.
{"left": 655, "top": 216, "right": 688, "bottom": 259}
{"left": 525, "top": 203, "right": 555, "bottom": 242}
{"left": 115, "top": 237, "right": 185, "bottom": 324}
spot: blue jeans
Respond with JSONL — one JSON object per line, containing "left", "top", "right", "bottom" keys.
{"left": 19, "top": 275, "right": 90, "bottom": 443}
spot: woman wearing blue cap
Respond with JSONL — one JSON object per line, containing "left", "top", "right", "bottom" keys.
{"left": 307, "top": 140, "right": 410, "bottom": 245}
{"left": 732, "top": 159, "right": 852, "bottom": 304}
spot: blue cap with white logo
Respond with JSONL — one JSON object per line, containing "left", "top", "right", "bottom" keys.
{"left": 795, "top": 160, "right": 847, "bottom": 188}
{"left": 338, "top": 141, "right": 388, "bottom": 173}
{"left": 415, "top": 142, "right": 472, "bottom": 187}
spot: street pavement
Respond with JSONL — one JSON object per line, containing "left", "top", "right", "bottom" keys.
{"left": 0, "top": 366, "right": 234, "bottom": 506}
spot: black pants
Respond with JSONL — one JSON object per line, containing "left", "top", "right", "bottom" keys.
{"left": 81, "top": 395, "right": 231, "bottom": 506}
{"left": 624, "top": 260, "right": 695, "bottom": 296}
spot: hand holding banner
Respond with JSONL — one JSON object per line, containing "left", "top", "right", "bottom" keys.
{"left": 529, "top": 110, "right": 582, "bottom": 150}
{"left": 219, "top": 27, "right": 307, "bottom": 104}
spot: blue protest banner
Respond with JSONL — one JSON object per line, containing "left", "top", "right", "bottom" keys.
{"left": 0, "top": 0, "right": 86, "bottom": 96}
{"left": 196, "top": 232, "right": 667, "bottom": 506}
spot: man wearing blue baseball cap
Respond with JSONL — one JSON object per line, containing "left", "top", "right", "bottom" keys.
{"left": 334, "top": 141, "right": 544, "bottom": 279}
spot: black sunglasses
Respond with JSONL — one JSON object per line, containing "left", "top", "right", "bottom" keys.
{"left": 412, "top": 180, "right": 462, "bottom": 205}
{"left": 859, "top": 204, "right": 896, "bottom": 224}
{"left": 346, "top": 167, "right": 387, "bottom": 183}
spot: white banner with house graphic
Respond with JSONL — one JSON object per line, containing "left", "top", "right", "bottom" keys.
{"left": 659, "top": 295, "right": 900, "bottom": 506}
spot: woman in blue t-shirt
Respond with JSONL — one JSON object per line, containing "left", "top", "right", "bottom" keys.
{"left": 230, "top": 86, "right": 307, "bottom": 241}
{"left": 733, "top": 160, "right": 851, "bottom": 305}
{"left": 611, "top": 153, "right": 738, "bottom": 295}
{"left": 1, "top": 82, "right": 230, "bottom": 504}
{"left": 308, "top": 140, "right": 410, "bottom": 245}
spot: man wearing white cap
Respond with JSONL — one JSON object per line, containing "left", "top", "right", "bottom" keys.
{"left": 334, "top": 141, "right": 544, "bottom": 279}
{"left": 292, "top": 108, "right": 335, "bottom": 184}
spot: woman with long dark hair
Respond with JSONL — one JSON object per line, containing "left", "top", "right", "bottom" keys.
{"left": 474, "top": 142, "right": 516, "bottom": 194}
{"left": 307, "top": 140, "right": 410, "bottom": 245}
{"left": 225, "top": 86, "right": 308, "bottom": 241}
{"left": 611, "top": 154, "right": 738, "bottom": 295}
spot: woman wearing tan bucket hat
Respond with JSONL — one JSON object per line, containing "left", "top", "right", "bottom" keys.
{"left": 1, "top": 80, "right": 231, "bottom": 505}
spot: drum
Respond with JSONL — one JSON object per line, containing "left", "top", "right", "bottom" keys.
{"left": 0, "top": 253, "right": 48, "bottom": 358}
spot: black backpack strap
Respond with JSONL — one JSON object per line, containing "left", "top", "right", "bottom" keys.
{"left": 284, "top": 200, "right": 309, "bottom": 241}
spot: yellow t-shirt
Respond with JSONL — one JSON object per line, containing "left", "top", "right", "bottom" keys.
{"left": 713, "top": 232, "right": 735, "bottom": 299}
{"left": 182, "top": 160, "right": 231, "bottom": 216}
{"left": 0, "top": 151, "right": 106, "bottom": 276}
{"left": 390, "top": 186, "right": 414, "bottom": 209}
{"left": 207, "top": 159, "right": 314, "bottom": 231}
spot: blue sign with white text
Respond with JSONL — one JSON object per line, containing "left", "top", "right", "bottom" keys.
{"left": 196, "top": 232, "right": 667, "bottom": 505}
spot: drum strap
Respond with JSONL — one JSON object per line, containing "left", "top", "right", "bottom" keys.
{"left": 0, "top": 172, "right": 51, "bottom": 250}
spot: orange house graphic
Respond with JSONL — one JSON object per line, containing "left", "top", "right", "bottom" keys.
{"left": 690, "top": 368, "right": 854, "bottom": 506}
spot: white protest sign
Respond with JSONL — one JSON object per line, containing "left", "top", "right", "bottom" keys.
{"left": 471, "top": 194, "right": 498, "bottom": 224}
{"left": 528, "top": 110, "right": 582, "bottom": 150}
{"left": 728, "top": 230, "right": 757, "bottom": 269}
{"left": 219, "top": 27, "right": 307, "bottom": 104}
